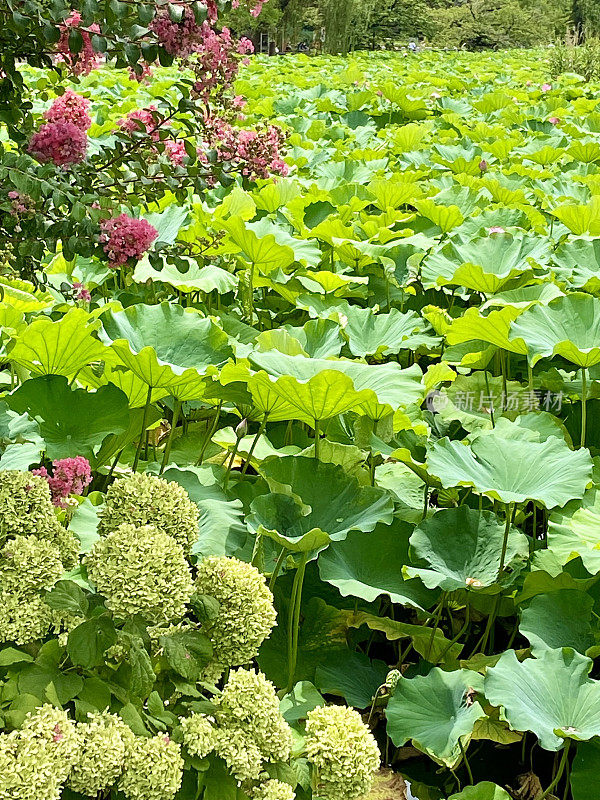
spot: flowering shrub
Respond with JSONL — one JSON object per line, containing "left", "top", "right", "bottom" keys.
{"left": 56, "top": 10, "right": 102, "bottom": 76}
{"left": 33, "top": 456, "right": 92, "bottom": 507}
{"left": 99, "top": 214, "right": 158, "bottom": 267}
{"left": 44, "top": 89, "right": 92, "bottom": 131}
{"left": 27, "top": 120, "right": 88, "bottom": 166}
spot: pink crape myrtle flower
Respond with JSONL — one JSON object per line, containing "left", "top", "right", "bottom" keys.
{"left": 72, "top": 281, "right": 91, "bottom": 302}
{"left": 163, "top": 139, "right": 187, "bottom": 164}
{"left": 44, "top": 89, "right": 91, "bottom": 131}
{"left": 28, "top": 121, "right": 87, "bottom": 166}
{"left": 56, "top": 10, "right": 101, "bottom": 75}
{"left": 99, "top": 214, "right": 158, "bottom": 267}
{"left": 33, "top": 456, "right": 92, "bottom": 507}
{"left": 118, "top": 106, "right": 164, "bottom": 141}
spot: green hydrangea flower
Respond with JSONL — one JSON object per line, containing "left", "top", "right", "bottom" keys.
{"left": 85, "top": 523, "right": 193, "bottom": 624}
{"left": 180, "top": 713, "right": 215, "bottom": 759}
{"left": 21, "top": 704, "right": 80, "bottom": 782}
{"left": 1, "top": 535, "right": 63, "bottom": 593}
{"left": 305, "top": 705, "right": 380, "bottom": 800}
{"left": 68, "top": 711, "right": 133, "bottom": 796}
{"left": 217, "top": 669, "right": 292, "bottom": 764}
{"left": 194, "top": 556, "right": 277, "bottom": 670}
{"left": 0, "top": 470, "right": 79, "bottom": 568}
{"left": 0, "top": 728, "right": 63, "bottom": 800}
{"left": 119, "top": 734, "right": 184, "bottom": 800}
{"left": 0, "top": 589, "right": 54, "bottom": 645}
{"left": 253, "top": 779, "right": 296, "bottom": 800}
{"left": 98, "top": 472, "right": 199, "bottom": 552}
{"left": 213, "top": 726, "right": 264, "bottom": 782}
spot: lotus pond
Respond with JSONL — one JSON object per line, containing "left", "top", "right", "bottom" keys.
{"left": 4, "top": 45, "right": 600, "bottom": 800}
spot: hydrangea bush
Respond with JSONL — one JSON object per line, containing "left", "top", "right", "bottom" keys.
{"left": 0, "top": 467, "right": 380, "bottom": 799}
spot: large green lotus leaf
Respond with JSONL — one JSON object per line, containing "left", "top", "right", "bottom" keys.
{"left": 318, "top": 521, "right": 436, "bottom": 611}
{"left": 162, "top": 467, "right": 247, "bottom": 558}
{"left": 254, "top": 319, "right": 344, "bottom": 360}
{"left": 407, "top": 507, "right": 529, "bottom": 591}
{"left": 484, "top": 648, "right": 600, "bottom": 751}
{"left": 248, "top": 352, "right": 424, "bottom": 419}
{"left": 448, "top": 784, "right": 511, "bottom": 800}
{"left": 0, "top": 304, "right": 26, "bottom": 342}
{"left": 7, "top": 376, "right": 130, "bottom": 460}
{"left": 247, "top": 457, "right": 394, "bottom": 544}
{"left": 374, "top": 462, "right": 428, "bottom": 523}
{"left": 247, "top": 218, "right": 321, "bottom": 267}
{"left": 551, "top": 197, "right": 600, "bottom": 235}
{"left": 386, "top": 668, "right": 485, "bottom": 766}
{"left": 427, "top": 418, "right": 592, "bottom": 508}
{"left": 0, "top": 277, "right": 54, "bottom": 313}
{"left": 519, "top": 589, "right": 596, "bottom": 656}
{"left": 78, "top": 362, "right": 169, "bottom": 409}
{"left": 570, "top": 738, "right": 600, "bottom": 800}
{"left": 434, "top": 372, "right": 530, "bottom": 433}
{"left": 133, "top": 258, "right": 237, "bottom": 294}
{"left": 481, "top": 283, "right": 564, "bottom": 310}
{"left": 314, "top": 651, "right": 388, "bottom": 709}
{"left": 509, "top": 293, "right": 600, "bottom": 367}
{"left": 414, "top": 198, "right": 464, "bottom": 233}
{"left": 247, "top": 369, "right": 374, "bottom": 423}
{"left": 549, "top": 489, "right": 600, "bottom": 573}
{"left": 221, "top": 216, "right": 296, "bottom": 273}
{"left": 99, "top": 303, "right": 233, "bottom": 397}
{"left": 445, "top": 306, "right": 528, "bottom": 354}
{"left": 9, "top": 308, "right": 108, "bottom": 378}
{"left": 550, "top": 238, "right": 600, "bottom": 294}
{"left": 343, "top": 306, "right": 440, "bottom": 358}
{"left": 421, "top": 234, "right": 548, "bottom": 293}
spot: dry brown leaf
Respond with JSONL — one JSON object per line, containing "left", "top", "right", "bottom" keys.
{"left": 511, "top": 772, "right": 556, "bottom": 800}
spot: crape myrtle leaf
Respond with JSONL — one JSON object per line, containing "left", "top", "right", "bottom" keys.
{"left": 484, "top": 648, "right": 600, "bottom": 750}
{"left": 318, "top": 520, "right": 436, "bottom": 611}
{"left": 406, "top": 507, "right": 529, "bottom": 591}
{"left": 7, "top": 376, "right": 130, "bottom": 460}
{"left": 386, "top": 668, "right": 485, "bottom": 767}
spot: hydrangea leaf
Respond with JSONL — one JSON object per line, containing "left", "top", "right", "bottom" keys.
{"left": 407, "top": 507, "right": 529, "bottom": 591}
{"left": 386, "top": 668, "right": 485, "bottom": 766}
{"left": 484, "top": 648, "right": 600, "bottom": 751}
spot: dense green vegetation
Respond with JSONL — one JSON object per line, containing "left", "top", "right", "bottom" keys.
{"left": 3, "top": 2, "right": 600, "bottom": 797}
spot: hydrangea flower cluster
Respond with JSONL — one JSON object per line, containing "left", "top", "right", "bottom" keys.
{"left": 181, "top": 668, "right": 293, "bottom": 783}
{"left": 202, "top": 117, "right": 288, "bottom": 180}
{"left": 305, "top": 705, "right": 380, "bottom": 800}
{"left": 0, "top": 705, "right": 79, "bottom": 800}
{"left": 0, "top": 470, "right": 80, "bottom": 644}
{"left": 119, "top": 734, "right": 184, "bottom": 800}
{"left": 28, "top": 120, "right": 87, "bottom": 166}
{"left": 44, "top": 89, "right": 92, "bottom": 131}
{"left": 98, "top": 472, "right": 199, "bottom": 552}
{"left": 85, "top": 523, "right": 193, "bottom": 623}
{"left": 56, "top": 10, "right": 102, "bottom": 75}
{"left": 254, "top": 779, "right": 296, "bottom": 800}
{"left": 99, "top": 213, "right": 158, "bottom": 267}
{"left": 67, "top": 711, "right": 133, "bottom": 796}
{"left": 194, "top": 555, "right": 277, "bottom": 672}
{"left": 33, "top": 456, "right": 92, "bottom": 508}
